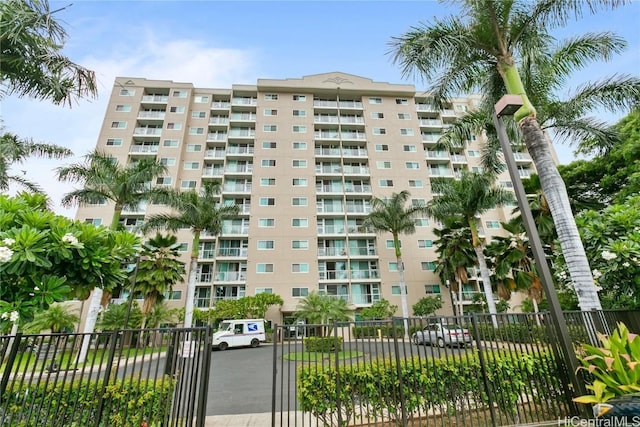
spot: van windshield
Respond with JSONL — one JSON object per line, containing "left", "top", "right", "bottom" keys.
{"left": 218, "top": 321, "right": 232, "bottom": 331}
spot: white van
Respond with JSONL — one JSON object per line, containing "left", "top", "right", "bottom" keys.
{"left": 212, "top": 319, "right": 266, "bottom": 350}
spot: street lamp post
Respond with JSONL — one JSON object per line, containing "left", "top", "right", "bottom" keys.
{"left": 492, "top": 96, "right": 586, "bottom": 402}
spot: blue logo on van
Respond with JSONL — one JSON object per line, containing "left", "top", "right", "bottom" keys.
{"left": 247, "top": 323, "right": 258, "bottom": 332}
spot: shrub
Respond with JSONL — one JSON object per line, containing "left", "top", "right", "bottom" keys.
{"left": 304, "top": 336, "right": 343, "bottom": 352}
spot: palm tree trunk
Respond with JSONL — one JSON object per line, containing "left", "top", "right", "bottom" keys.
{"left": 457, "top": 278, "right": 464, "bottom": 317}
{"left": 396, "top": 253, "right": 410, "bottom": 338}
{"left": 473, "top": 246, "right": 498, "bottom": 327}
{"left": 77, "top": 288, "right": 102, "bottom": 364}
{"left": 183, "top": 256, "right": 198, "bottom": 329}
{"left": 519, "top": 117, "right": 602, "bottom": 311}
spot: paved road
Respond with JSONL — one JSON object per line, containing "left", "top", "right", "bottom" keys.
{"left": 206, "top": 340, "right": 473, "bottom": 416}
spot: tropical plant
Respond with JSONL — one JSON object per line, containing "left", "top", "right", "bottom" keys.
{"left": 412, "top": 295, "right": 443, "bottom": 317}
{"left": 141, "top": 180, "right": 239, "bottom": 328}
{"left": 134, "top": 233, "right": 185, "bottom": 329}
{"left": 426, "top": 171, "right": 514, "bottom": 322}
{"left": 359, "top": 299, "right": 398, "bottom": 320}
{"left": 0, "top": 132, "right": 72, "bottom": 194}
{"left": 0, "top": 0, "right": 97, "bottom": 106}
{"left": 295, "top": 291, "right": 352, "bottom": 337}
{"left": 145, "top": 302, "right": 181, "bottom": 328}
{"left": 98, "top": 301, "right": 143, "bottom": 331}
{"left": 390, "top": 0, "right": 636, "bottom": 312}
{"left": 211, "top": 293, "right": 284, "bottom": 322}
{"left": 23, "top": 304, "right": 79, "bottom": 333}
{"left": 363, "top": 190, "right": 429, "bottom": 324}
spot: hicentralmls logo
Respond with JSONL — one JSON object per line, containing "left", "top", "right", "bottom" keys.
{"left": 560, "top": 416, "right": 640, "bottom": 426}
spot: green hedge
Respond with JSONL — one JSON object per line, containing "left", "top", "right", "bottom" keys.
{"left": 473, "top": 322, "right": 591, "bottom": 344}
{"left": 297, "top": 351, "right": 567, "bottom": 426}
{"left": 1, "top": 377, "right": 174, "bottom": 427}
{"left": 352, "top": 324, "right": 405, "bottom": 338}
{"left": 304, "top": 336, "right": 344, "bottom": 352}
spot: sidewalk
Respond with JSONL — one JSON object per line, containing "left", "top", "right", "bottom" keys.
{"left": 205, "top": 412, "right": 272, "bottom": 426}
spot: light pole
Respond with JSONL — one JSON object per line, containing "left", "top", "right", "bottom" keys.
{"left": 493, "top": 95, "right": 585, "bottom": 400}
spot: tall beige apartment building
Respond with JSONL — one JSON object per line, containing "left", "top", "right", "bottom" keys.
{"left": 78, "top": 72, "right": 535, "bottom": 327}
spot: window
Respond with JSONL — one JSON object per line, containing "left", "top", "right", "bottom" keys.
{"left": 292, "top": 178, "right": 307, "bottom": 186}
{"left": 156, "top": 177, "right": 172, "bottom": 185}
{"left": 486, "top": 220, "right": 501, "bottom": 229}
{"left": 418, "top": 240, "right": 433, "bottom": 248}
{"left": 292, "top": 109, "right": 306, "bottom": 117}
{"left": 264, "top": 93, "right": 278, "bottom": 100}
{"left": 292, "top": 218, "right": 308, "bottom": 227}
{"left": 293, "top": 95, "right": 306, "bottom": 101}
{"left": 386, "top": 240, "right": 401, "bottom": 249}
{"left": 188, "top": 127, "right": 204, "bottom": 134}
{"left": 371, "top": 112, "right": 384, "bottom": 119}
{"left": 165, "top": 290, "right": 182, "bottom": 300}
{"left": 191, "top": 111, "right": 206, "bottom": 118}
{"left": 172, "top": 90, "right": 187, "bottom": 98}
{"left": 181, "top": 180, "right": 197, "bottom": 189}
{"left": 170, "top": 106, "right": 185, "bottom": 113}
{"left": 262, "top": 141, "right": 277, "bottom": 149}
{"left": 260, "top": 178, "right": 276, "bottom": 186}
{"left": 392, "top": 285, "right": 406, "bottom": 295}
{"left": 183, "top": 161, "right": 200, "bottom": 170}
{"left": 115, "top": 104, "right": 131, "bottom": 112}
{"left": 186, "top": 144, "right": 202, "bottom": 152}
{"left": 373, "top": 128, "right": 386, "bottom": 135}
{"left": 396, "top": 98, "right": 409, "bottom": 105}
{"left": 106, "top": 138, "right": 122, "bottom": 146}
{"left": 425, "top": 284, "right": 441, "bottom": 294}
{"left": 256, "top": 263, "right": 274, "bottom": 273}
{"left": 422, "top": 262, "right": 437, "bottom": 271}
{"left": 292, "top": 240, "right": 309, "bottom": 249}
{"left": 85, "top": 218, "right": 102, "bottom": 226}
{"left": 409, "top": 180, "right": 423, "bottom": 188}
{"left": 400, "top": 128, "right": 414, "bottom": 136}
{"left": 415, "top": 218, "right": 429, "bottom": 227}
{"left": 455, "top": 104, "right": 468, "bottom": 112}
{"left": 379, "top": 179, "right": 394, "bottom": 187}
{"left": 263, "top": 125, "right": 277, "bottom": 132}
{"left": 292, "top": 125, "right": 307, "bottom": 133}
{"left": 119, "top": 89, "right": 134, "bottom": 96}
{"left": 389, "top": 262, "right": 399, "bottom": 272}
{"left": 398, "top": 113, "right": 411, "bottom": 120}
{"left": 412, "top": 199, "right": 426, "bottom": 207}
{"left": 376, "top": 161, "right": 391, "bottom": 169}
{"left": 292, "top": 263, "right": 309, "bottom": 273}
{"left": 468, "top": 150, "right": 481, "bottom": 157}
{"left": 292, "top": 287, "right": 309, "bottom": 297}
{"left": 255, "top": 288, "right": 273, "bottom": 295}
{"left": 369, "top": 97, "right": 382, "bottom": 104}
{"left": 375, "top": 144, "right": 389, "bottom": 151}
{"left": 259, "top": 218, "right": 275, "bottom": 227}
{"left": 264, "top": 109, "right": 277, "bottom": 116}
{"left": 194, "top": 95, "right": 209, "bottom": 103}
{"left": 405, "top": 162, "right": 420, "bottom": 169}
{"left": 177, "top": 243, "right": 189, "bottom": 252}
{"left": 259, "top": 197, "right": 275, "bottom": 206}
{"left": 403, "top": 145, "right": 417, "bottom": 152}
{"left": 163, "top": 139, "right": 179, "bottom": 147}
{"left": 110, "top": 121, "right": 126, "bottom": 129}
{"left": 257, "top": 240, "right": 275, "bottom": 250}
{"left": 160, "top": 157, "right": 176, "bottom": 166}
{"left": 261, "top": 159, "right": 276, "bottom": 167}
{"left": 292, "top": 159, "right": 307, "bottom": 168}
{"left": 293, "top": 141, "right": 307, "bottom": 150}
{"left": 472, "top": 166, "right": 484, "bottom": 173}
{"left": 292, "top": 197, "right": 308, "bottom": 206}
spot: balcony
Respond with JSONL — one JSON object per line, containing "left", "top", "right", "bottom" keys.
{"left": 199, "top": 249, "right": 216, "bottom": 260}
{"left": 426, "top": 150, "right": 450, "bottom": 160}
{"left": 450, "top": 154, "right": 468, "bottom": 163}
{"left": 214, "top": 271, "right": 247, "bottom": 281}
{"left": 231, "top": 97, "right": 257, "bottom": 106}
{"left": 314, "top": 131, "right": 366, "bottom": 140}
{"left": 227, "top": 146, "right": 254, "bottom": 155}
{"left": 202, "top": 166, "right": 224, "bottom": 178}
{"left": 225, "top": 165, "right": 253, "bottom": 174}
{"left": 350, "top": 269, "right": 380, "bottom": 279}
{"left": 313, "top": 100, "right": 338, "bottom": 108}
{"left": 342, "top": 148, "right": 368, "bottom": 157}
{"left": 223, "top": 183, "right": 252, "bottom": 193}
{"left": 339, "top": 101, "right": 363, "bottom": 109}
{"left": 429, "top": 168, "right": 455, "bottom": 178}
{"left": 209, "top": 116, "right": 229, "bottom": 125}
{"left": 141, "top": 95, "right": 168, "bottom": 103}
{"left": 211, "top": 101, "right": 230, "bottom": 109}
{"left": 342, "top": 165, "right": 369, "bottom": 175}
{"left": 228, "top": 128, "right": 256, "bottom": 138}
{"left": 315, "top": 165, "right": 342, "bottom": 174}
{"left": 416, "top": 104, "right": 437, "bottom": 112}
{"left": 204, "top": 149, "right": 225, "bottom": 159}
{"left": 217, "top": 248, "right": 248, "bottom": 257}
{"left": 137, "top": 111, "right": 166, "bottom": 120}
{"left": 316, "top": 184, "right": 343, "bottom": 194}
{"left": 207, "top": 132, "right": 228, "bottom": 142}
{"left": 221, "top": 225, "right": 250, "bottom": 235}
{"left": 349, "top": 247, "right": 377, "bottom": 256}
{"left": 133, "top": 127, "right": 162, "bottom": 136}
{"left": 344, "top": 184, "right": 371, "bottom": 194}
{"left": 419, "top": 119, "right": 442, "bottom": 127}
{"left": 314, "top": 147, "right": 341, "bottom": 156}
{"left": 317, "top": 247, "right": 348, "bottom": 257}
{"left": 229, "top": 112, "right": 256, "bottom": 122}
{"left": 129, "top": 144, "right": 159, "bottom": 154}
{"left": 197, "top": 273, "right": 212, "bottom": 283}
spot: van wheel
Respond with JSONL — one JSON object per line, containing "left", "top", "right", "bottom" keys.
{"left": 250, "top": 338, "right": 259, "bottom": 348}
{"left": 219, "top": 342, "right": 228, "bottom": 351}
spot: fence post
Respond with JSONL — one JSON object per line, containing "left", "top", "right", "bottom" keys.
{"left": 391, "top": 320, "right": 408, "bottom": 427}
{"left": 271, "top": 325, "right": 279, "bottom": 427}
{"left": 195, "top": 325, "right": 212, "bottom": 427}
{"left": 94, "top": 330, "right": 119, "bottom": 427}
{"left": 334, "top": 320, "right": 343, "bottom": 427}
{"left": 471, "top": 313, "right": 498, "bottom": 427}
{"left": 0, "top": 332, "right": 22, "bottom": 397}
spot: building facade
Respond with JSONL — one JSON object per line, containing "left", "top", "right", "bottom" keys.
{"left": 77, "top": 72, "right": 536, "bottom": 326}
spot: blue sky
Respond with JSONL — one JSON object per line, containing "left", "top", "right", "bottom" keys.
{"left": 3, "top": 0, "right": 639, "bottom": 217}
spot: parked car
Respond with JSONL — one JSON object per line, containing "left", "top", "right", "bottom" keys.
{"left": 412, "top": 323, "right": 473, "bottom": 347}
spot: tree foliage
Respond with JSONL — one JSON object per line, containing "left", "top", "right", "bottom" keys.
{"left": 359, "top": 299, "right": 398, "bottom": 320}
{"left": 412, "top": 296, "right": 443, "bottom": 317}
{"left": 207, "top": 293, "right": 284, "bottom": 323}
{"left": 22, "top": 303, "right": 79, "bottom": 333}
{"left": 295, "top": 292, "right": 352, "bottom": 336}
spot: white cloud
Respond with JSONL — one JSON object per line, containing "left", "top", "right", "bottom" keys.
{"left": 3, "top": 34, "right": 258, "bottom": 218}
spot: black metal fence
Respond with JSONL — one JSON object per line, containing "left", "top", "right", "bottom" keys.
{"left": 0, "top": 326, "right": 212, "bottom": 427}
{"left": 271, "top": 310, "right": 640, "bottom": 427}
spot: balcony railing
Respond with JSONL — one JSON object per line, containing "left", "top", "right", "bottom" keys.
{"left": 214, "top": 272, "right": 246, "bottom": 281}
{"left": 342, "top": 148, "right": 368, "bottom": 157}
{"left": 141, "top": 95, "right": 168, "bottom": 103}
{"left": 314, "top": 148, "right": 341, "bottom": 156}
{"left": 133, "top": 127, "right": 162, "bottom": 136}
{"left": 217, "top": 248, "right": 248, "bottom": 257}
{"left": 426, "top": 150, "right": 450, "bottom": 159}
{"left": 228, "top": 128, "right": 256, "bottom": 137}
{"left": 129, "top": 145, "right": 159, "bottom": 153}
{"left": 138, "top": 111, "right": 166, "bottom": 119}
{"left": 317, "top": 247, "right": 348, "bottom": 257}
{"left": 231, "top": 97, "right": 257, "bottom": 106}
{"left": 419, "top": 119, "right": 442, "bottom": 126}
{"left": 197, "top": 273, "right": 212, "bottom": 283}
{"left": 221, "top": 226, "right": 250, "bottom": 234}
{"left": 227, "top": 146, "right": 254, "bottom": 155}
{"left": 344, "top": 185, "right": 371, "bottom": 193}
{"left": 342, "top": 166, "right": 369, "bottom": 175}
{"left": 202, "top": 167, "right": 224, "bottom": 178}
{"left": 204, "top": 149, "right": 225, "bottom": 159}
{"left": 207, "top": 133, "right": 228, "bottom": 141}
{"left": 209, "top": 117, "right": 229, "bottom": 125}
{"left": 211, "top": 101, "right": 230, "bottom": 109}
{"left": 225, "top": 165, "right": 253, "bottom": 174}
{"left": 223, "top": 184, "right": 252, "bottom": 192}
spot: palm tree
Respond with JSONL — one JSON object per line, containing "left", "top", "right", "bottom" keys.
{"left": 141, "top": 180, "right": 240, "bottom": 328}
{"left": 0, "top": 0, "right": 97, "bottom": 106}
{"left": 426, "top": 171, "right": 514, "bottom": 324}
{"left": 57, "top": 150, "right": 168, "bottom": 232}
{"left": 363, "top": 191, "right": 429, "bottom": 324}
{"left": 23, "top": 304, "right": 79, "bottom": 333}
{"left": 295, "top": 291, "right": 351, "bottom": 337}
{"left": 135, "top": 233, "right": 185, "bottom": 330}
{"left": 390, "top": 0, "right": 635, "bottom": 311}
{"left": 0, "top": 132, "right": 72, "bottom": 193}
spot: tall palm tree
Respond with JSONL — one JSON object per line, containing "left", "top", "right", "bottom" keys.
{"left": 0, "top": 132, "right": 72, "bottom": 193}
{"left": 390, "top": 0, "right": 636, "bottom": 311}
{"left": 141, "top": 180, "right": 239, "bottom": 329}
{"left": 23, "top": 304, "right": 79, "bottom": 333}
{"left": 0, "top": 0, "right": 97, "bottom": 106}
{"left": 57, "top": 150, "right": 168, "bottom": 231}
{"left": 295, "top": 291, "right": 351, "bottom": 337}
{"left": 135, "top": 233, "right": 185, "bottom": 330}
{"left": 363, "top": 190, "right": 429, "bottom": 324}
{"left": 426, "top": 171, "right": 514, "bottom": 324}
